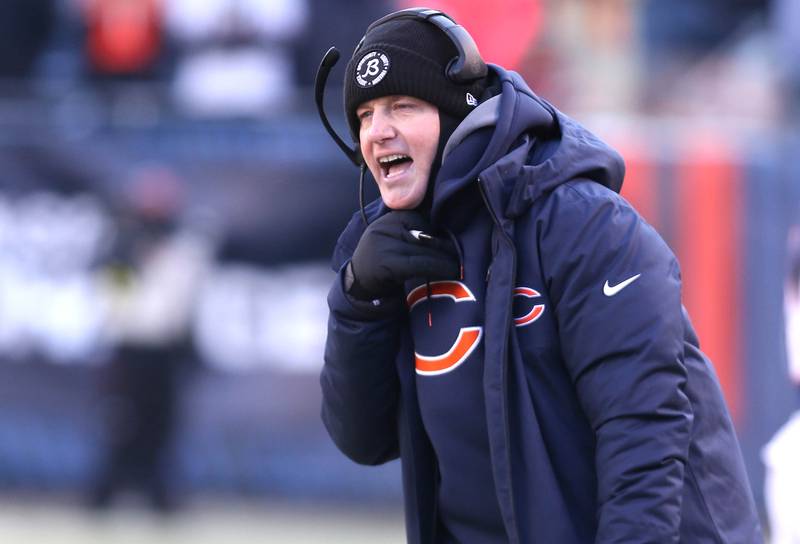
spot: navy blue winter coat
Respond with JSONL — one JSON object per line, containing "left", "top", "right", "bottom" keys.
{"left": 321, "top": 65, "right": 762, "bottom": 543}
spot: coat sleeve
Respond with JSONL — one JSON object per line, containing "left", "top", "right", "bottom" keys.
{"left": 539, "top": 183, "right": 693, "bottom": 543}
{"left": 320, "top": 224, "right": 404, "bottom": 466}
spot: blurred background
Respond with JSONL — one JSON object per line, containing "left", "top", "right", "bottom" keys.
{"left": 0, "top": 0, "right": 797, "bottom": 542}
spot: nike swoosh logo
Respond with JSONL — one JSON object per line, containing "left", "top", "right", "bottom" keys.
{"left": 603, "top": 274, "right": 641, "bottom": 296}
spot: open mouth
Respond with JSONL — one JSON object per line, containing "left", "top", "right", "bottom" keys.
{"left": 378, "top": 154, "right": 413, "bottom": 179}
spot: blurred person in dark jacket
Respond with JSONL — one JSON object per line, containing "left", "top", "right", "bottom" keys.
{"left": 0, "top": 0, "right": 55, "bottom": 81}
{"left": 318, "top": 8, "right": 762, "bottom": 543}
{"left": 89, "top": 165, "right": 215, "bottom": 512}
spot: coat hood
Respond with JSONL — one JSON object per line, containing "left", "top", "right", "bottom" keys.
{"left": 432, "top": 65, "right": 625, "bottom": 220}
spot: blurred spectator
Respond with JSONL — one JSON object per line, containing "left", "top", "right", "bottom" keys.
{"left": 394, "top": 0, "right": 543, "bottom": 71}
{"left": 786, "top": 228, "right": 800, "bottom": 390}
{"left": 89, "top": 165, "right": 216, "bottom": 511}
{"left": 763, "top": 225, "right": 800, "bottom": 543}
{"left": 293, "top": 0, "right": 391, "bottom": 87}
{"left": 164, "top": 0, "right": 308, "bottom": 117}
{"left": 0, "top": 0, "right": 56, "bottom": 82}
{"left": 773, "top": 0, "right": 800, "bottom": 122}
{"left": 527, "top": 0, "right": 636, "bottom": 114}
{"left": 78, "top": 0, "right": 167, "bottom": 80}
{"left": 638, "top": 0, "right": 769, "bottom": 112}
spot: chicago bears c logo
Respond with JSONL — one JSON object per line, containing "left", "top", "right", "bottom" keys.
{"left": 406, "top": 281, "right": 482, "bottom": 376}
{"left": 407, "top": 283, "right": 545, "bottom": 375}
{"left": 513, "top": 287, "right": 545, "bottom": 327}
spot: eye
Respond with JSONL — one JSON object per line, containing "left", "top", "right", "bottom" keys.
{"left": 357, "top": 109, "right": 372, "bottom": 121}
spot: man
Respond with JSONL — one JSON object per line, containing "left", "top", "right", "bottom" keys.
{"left": 319, "top": 8, "right": 762, "bottom": 543}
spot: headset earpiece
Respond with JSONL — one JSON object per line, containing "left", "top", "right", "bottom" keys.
{"left": 438, "top": 21, "right": 487, "bottom": 83}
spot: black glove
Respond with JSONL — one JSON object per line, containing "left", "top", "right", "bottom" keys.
{"left": 346, "top": 210, "right": 459, "bottom": 300}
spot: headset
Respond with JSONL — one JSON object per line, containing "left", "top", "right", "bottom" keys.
{"left": 313, "top": 8, "right": 488, "bottom": 223}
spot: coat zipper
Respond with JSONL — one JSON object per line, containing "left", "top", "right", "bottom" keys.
{"left": 477, "top": 175, "right": 520, "bottom": 544}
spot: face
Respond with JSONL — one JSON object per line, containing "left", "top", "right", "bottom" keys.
{"left": 357, "top": 95, "right": 440, "bottom": 210}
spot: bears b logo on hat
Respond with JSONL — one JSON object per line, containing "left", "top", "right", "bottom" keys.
{"left": 355, "top": 50, "right": 390, "bottom": 88}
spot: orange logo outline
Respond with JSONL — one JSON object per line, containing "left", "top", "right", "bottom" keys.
{"left": 513, "top": 287, "right": 545, "bottom": 327}
{"left": 407, "top": 281, "right": 482, "bottom": 376}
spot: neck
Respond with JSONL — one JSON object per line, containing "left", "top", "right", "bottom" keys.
{"left": 415, "top": 111, "right": 463, "bottom": 218}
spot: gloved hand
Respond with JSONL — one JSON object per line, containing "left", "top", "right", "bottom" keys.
{"left": 346, "top": 210, "right": 459, "bottom": 300}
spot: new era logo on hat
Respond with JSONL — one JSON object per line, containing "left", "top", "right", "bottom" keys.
{"left": 355, "top": 51, "right": 390, "bottom": 88}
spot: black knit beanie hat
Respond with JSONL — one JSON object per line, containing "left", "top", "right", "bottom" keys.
{"left": 343, "top": 15, "right": 487, "bottom": 140}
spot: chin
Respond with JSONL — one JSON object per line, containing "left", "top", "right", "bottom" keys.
{"left": 379, "top": 182, "right": 427, "bottom": 211}
{"left": 384, "top": 201, "right": 414, "bottom": 210}
{"left": 383, "top": 194, "right": 424, "bottom": 210}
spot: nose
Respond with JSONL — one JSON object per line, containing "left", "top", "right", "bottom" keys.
{"left": 365, "top": 109, "right": 395, "bottom": 143}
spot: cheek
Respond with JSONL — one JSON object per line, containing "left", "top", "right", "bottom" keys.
{"left": 416, "top": 123, "right": 440, "bottom": 168}
{"left": 414, "top": 136, "right": 440, "bottom": 176}
{"left": 359, "top": 141, "right": 380, "bottom": 176}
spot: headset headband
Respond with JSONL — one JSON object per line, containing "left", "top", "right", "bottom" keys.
{"left": 355, "top": 8, "right": 487, "bottom": 83}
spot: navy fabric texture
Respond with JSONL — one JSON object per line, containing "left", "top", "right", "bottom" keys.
{"left": 321, "top": 65, "right": 763, "bottom": 543}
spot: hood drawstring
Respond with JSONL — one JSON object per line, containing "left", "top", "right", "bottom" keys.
{"left": 425, "top": 228, "right": 464, "bottom": 328}
{"left": 358, "top": 164, "right": 368, "bottom": 226}
{"left": 426, "top": 280, "right": 433, "bottom": 327}
{"left": 446, "top": 229, "right": 465, "bottom": 281}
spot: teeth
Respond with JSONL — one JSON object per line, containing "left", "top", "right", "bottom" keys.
{"left": 378, "top": 154, "right": 409, "bottom": 164}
